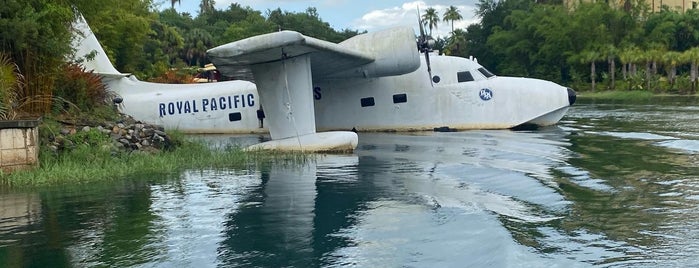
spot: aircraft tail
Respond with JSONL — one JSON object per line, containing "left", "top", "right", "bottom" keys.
{"left": 70, "top": 14, "right": 127, "bottom": 77}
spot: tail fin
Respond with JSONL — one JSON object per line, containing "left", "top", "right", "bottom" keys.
{"left": 70, "top": 14, "right": 128, "bottom": 78}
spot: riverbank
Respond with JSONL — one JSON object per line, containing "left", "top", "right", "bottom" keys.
{"left": 0, "top": 115, "right": 306, "bottom": 188}
{"left": 577, "top": 90, "right": 698, "bottom": 102}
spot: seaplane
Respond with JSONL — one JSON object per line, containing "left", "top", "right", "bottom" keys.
{"left": 71, "top": 15, "right": 576, "bottom": 153}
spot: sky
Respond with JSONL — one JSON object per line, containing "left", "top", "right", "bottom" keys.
{"left": 160, "top": 0, "right": 481, "bottom": 38}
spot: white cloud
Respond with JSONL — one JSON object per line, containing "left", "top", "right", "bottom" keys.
{"left": 199, "top": 0, "right": 480, "bottom": 37}
{"left": 351, "top": 1, "right": 479, "bottom": 38}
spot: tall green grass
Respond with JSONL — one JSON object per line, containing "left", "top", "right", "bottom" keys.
{"left": 1, "top": 136, "right": 311, "bottom": 188}
{"left": 578, "top": 90, "right": 656, "bottom": 101}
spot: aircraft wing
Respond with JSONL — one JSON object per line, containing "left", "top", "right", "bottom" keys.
{"left": 207, "top": 27, "right": 420, "bottom": 81}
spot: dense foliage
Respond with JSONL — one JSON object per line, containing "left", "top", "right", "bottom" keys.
{"left": 0, "top": 0, "right": 363, "bottom": 119}
{"left": 3, "top": 0, "right": 699, "bottom": 120}
{"left": 454, "top": 0, "right": 699, "bottom": 93}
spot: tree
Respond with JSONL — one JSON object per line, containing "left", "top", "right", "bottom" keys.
{"left": 619, "top": 45, "right": 642, "bottom": 80}
{"left": 170, "top": 0, "right": 180, "bottom": 9}
{"left": 183, "top": 29, "right": 214, "bottom": 66}
{"left": 422, "top": 7, "right": 439, "bottom": 36}
{"left": 662, "top": 51, "right": 681, "bottom": 88}
{"left": 575, "top": 50, "right": 603, "bottom": 91}
{"left": 1, "top": 0, "right": 75, "bottom": 114}
{"left": 682, "top": 47, "right": 699, "bottom": 93}
{"left": 604, "top": 45, "right": 618, "bottom": 89}
{"left": 199, "top": 0, "right": 216, "bottom": 15}
{"left": 445, "top": 29, "right": 468, "bottom": 56}
{"left": 443, "top": 6, "right": 463, "bottom": 34}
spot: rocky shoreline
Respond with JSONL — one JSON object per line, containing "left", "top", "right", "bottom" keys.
{"left": 47, "top": 114, "right": 174, "bottom": 153}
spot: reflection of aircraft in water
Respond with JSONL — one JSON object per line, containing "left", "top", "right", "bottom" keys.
{"left": 72, "top": 15, "right": 575, "bottom": 152}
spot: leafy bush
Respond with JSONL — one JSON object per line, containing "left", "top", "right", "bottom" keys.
{"left": 52, "top": 63, "right": 113, "bottom": 113}
{"left": 147, "top": 68, "right": 195, "bottom": 84}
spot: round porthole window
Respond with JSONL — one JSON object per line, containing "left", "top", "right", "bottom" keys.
{"left": 432, "top": 75, "right": 441, "bottom": 84}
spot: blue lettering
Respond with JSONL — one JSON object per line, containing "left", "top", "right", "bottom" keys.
{"left": 313, "top": 87, "right": 321, "bottom": 100}
{"left": 227, "top": 96, "right": 232, "bottom": 110}
{"left": 176, "top": 101, "right": 183, "bottom": 114}
{"left": 193, "top": 100, "right": 199, "bottom": 112}
{"left": 247, "top": 94, "right": 255, "bottom": 107}
{"left": 159, "top": 103, "right": 165, "bottom": 117}
{"left": 233, "top": 95, "right": 241, "bottom": 108}
{"left": 202, "top": 98, "right": 209, "bottom": 111}
{"left": 241, "top": 94, "right": 246, "bottom": 108}
{"left": 210, "top": 98, "right": 218, "bottom": 111}
{"left": 167, "top": 103, "right": 175, "bottom": 115}
{"left": 184, "top": 101, "right": 192, "bottom": 113}
{"left": 219, "top": 97, "right": 227, "bottom": 110}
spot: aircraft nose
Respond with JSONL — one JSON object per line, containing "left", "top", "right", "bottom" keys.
{"left": 567, "top": 87, "right": 577, "bottom": 105}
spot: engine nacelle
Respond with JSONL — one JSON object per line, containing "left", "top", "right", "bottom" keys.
{"left": 329, "top": 27, "right": 421, "bottom": 78}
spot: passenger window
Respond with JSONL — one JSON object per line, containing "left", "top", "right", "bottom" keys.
{"left": 478, "top": 67, "right": 495, "bottom": 78}
{"left": 457, "top": 71, "right": 474, "bottom": 83}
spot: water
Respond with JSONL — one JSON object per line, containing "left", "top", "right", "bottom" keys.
{"left": 1, "top": 97, "right": 698, "bottom": 267}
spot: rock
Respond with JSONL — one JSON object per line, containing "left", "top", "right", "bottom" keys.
{"left": 48, "top": 113, "right": 171, "bottom": 153}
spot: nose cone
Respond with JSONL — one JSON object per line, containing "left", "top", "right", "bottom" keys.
{"left": 567, "top": 87, "right": 577, "bottom": 105}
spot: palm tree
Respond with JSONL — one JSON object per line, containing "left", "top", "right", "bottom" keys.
{"left": 662, "top": 51, "right": 682, "bottom": 89}
{"left": 422, "top": 7, "right": 439, "bottom": 36}
{"left": 199, "top": 0, "right": 216, "bottom": 15}
{"left": 170, "top": 0, "right": 180, "bottom": 9}
{"left": 604, "top": 45, "right": 617, "bottom": 89}
{"left": 446, "top": 29, "right": 467, "bottom": 56}
{"left": 183, "top": 29, "right": 213, "bottom": 66}
{"left": 443, "top": 6, "right": 463, "bottom": 34}
{"left": 619, "top": 47, "right": 632, "bottom": 80}
{"left": 682, "top": 47, "right": 699, "bottom": 93}
{"left": 579, "top": 50, "right": 602, "bottom": 91}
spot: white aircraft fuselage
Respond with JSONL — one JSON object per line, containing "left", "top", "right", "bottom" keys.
{"left": 112, "top": 54, "right": 574, "bottom": 134}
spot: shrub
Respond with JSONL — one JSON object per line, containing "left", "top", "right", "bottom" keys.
{"left": 52, "top": 63, "right": 112, "bottom": 113}
{"left": 0, "top": 53, "right": 21, "bottom": 120}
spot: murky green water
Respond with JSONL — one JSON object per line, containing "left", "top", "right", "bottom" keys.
{"left": 1, "top": 97, "right": 698, "bottom": 267}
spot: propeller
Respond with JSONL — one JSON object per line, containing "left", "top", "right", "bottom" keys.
{"left": 416, "top": 8, "right": 435, "bottom": 86}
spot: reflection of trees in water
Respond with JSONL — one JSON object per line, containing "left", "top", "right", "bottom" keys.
{"left": 547, "top": 130, "right": 699, "bottom": 262}
{"left": 1, "top": 180, "right": 160, "bottom": 267}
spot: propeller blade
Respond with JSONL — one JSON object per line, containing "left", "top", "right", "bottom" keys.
{"left": 425, "top": 49, "right": 433, "bottom": 87}
{"left": 416, "top": 6, "right": 433, "bottom": 87}
{"left": 417, "top": 8, "right": 425, "bottom": 39}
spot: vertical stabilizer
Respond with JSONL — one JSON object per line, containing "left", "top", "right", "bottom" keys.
{"left": 70, "top": 15, "right": 124, "bottom": 76}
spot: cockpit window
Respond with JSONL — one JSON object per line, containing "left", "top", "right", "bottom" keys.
{"left": 457, "top": 71, "right": 474, "bottom": 83}
{"left": 478, "top": 67, "right": 495, "bottom": 78}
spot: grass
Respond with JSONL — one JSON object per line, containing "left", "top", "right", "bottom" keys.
{"left": 577, "top": 90, "right": 657, "bottom": 100}
{"left": 0, "top": 135, "right": 312, "bottom": 188}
